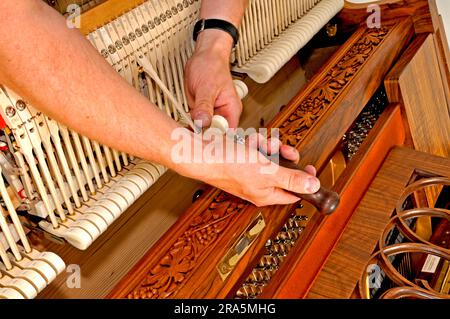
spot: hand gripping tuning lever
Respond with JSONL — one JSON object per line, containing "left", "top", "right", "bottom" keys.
{"left": 209, "top": 115, "right": 340, "bottom": 215}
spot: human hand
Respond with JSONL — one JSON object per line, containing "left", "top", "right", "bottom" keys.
{"left": 174, "top": 131, "right": 320, "bottom": 207}
{"left": 184, "top": 29, "right": 242, "bottom": 128}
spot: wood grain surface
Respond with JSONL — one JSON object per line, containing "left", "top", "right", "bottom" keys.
{"left": 385, "top": 33, "right": 450, "bottom": 159}
{"left": 307, "top": 147, "right": 450, "bottom": 298}
{"left": 79, "top": 0, "right": 145, "bottom": 35}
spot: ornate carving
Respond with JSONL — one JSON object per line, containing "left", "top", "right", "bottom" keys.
{"left": 123, "top": 23, "right": 396, "bottom": 300}
{"left": 280, "top": 26, "right": 390, "bottom": 147}
{"left": 128, "top": 192, "right": 246, "bottom": 299}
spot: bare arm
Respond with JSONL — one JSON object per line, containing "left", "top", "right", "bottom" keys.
{"left": 200, "top": 0, "right": 248, "bottom": 26}
{"left": 0, "top": 0, "right": 179, "bottom": 170}
{"left": 0, "top": 0, "right": 320, "bottom": 207}
{"left": 186, "top": 0, "right": 249, "bottom": 128}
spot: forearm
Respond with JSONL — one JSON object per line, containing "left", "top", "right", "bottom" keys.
{"left": 196, "top": 0, "right": 248, "bottom": 58}
{"left": 200, "top": 0, "right": 248, "bottom": 27}
{"left": 0, "top": 1, "right": 180, "bottom": 170}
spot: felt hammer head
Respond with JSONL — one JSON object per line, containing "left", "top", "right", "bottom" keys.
{"left": 210, "top": 115, "right": 229, "bottom": 134}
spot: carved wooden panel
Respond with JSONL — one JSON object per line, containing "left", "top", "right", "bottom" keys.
{"left": 307, "top": 147, "right": 450, "bottom": 298}
{"left": 109, "top": 18, "right": 414, "bottom": 299}
{"left": 278, "top": 27, "right": 390, "bottom": 147}
{"left": 130, "top": 193, "right": 246, "bottom": 299}
{"left": 271, "top": 18, "right": 414, "bottom": 171}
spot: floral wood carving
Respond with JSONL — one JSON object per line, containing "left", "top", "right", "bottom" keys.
{"left": 128, "top": 192, "right": 246, "bottom": 299}
{"left": 279, "top": 26, "right": 390, "bottom": 147}
{"left": 125, "top": 24, "right": 394, "bottom": 300}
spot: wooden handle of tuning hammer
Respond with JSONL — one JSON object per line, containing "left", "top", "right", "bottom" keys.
{"left": 278, "top": 158, "right": 340, "bottom": 215}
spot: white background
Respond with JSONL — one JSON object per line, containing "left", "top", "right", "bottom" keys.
{"left": 436, "top": 0, "right": 450, "bottom": 44}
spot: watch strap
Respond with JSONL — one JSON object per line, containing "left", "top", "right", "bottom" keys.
{"left": 193, "top": 19, "right": 239, "bottom": 46}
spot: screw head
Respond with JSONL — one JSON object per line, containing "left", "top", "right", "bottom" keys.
{"left": 135, "top": 28, "right": 143, "bottom": 37}
{"left": 100, "top": 49, "right": 109, "bottom": 58}
{"left": 16, "top": 100, "right": 27, "bottom": 111}
{"left": 108, "top": 44, "right": 116, "bottom": 54}
{"left": 115, "top": 40, "right": 123, "bottom": 50}
{"left": 5, "top": 106, "right": 16, "bottom": 117}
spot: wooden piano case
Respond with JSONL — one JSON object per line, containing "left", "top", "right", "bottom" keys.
{"left": 109, "top": 0, "right": 450, "bottom": 299}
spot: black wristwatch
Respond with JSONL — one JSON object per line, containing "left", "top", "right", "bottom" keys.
{"left": 193, "top": 19, "right": 240, "bottom": 47}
